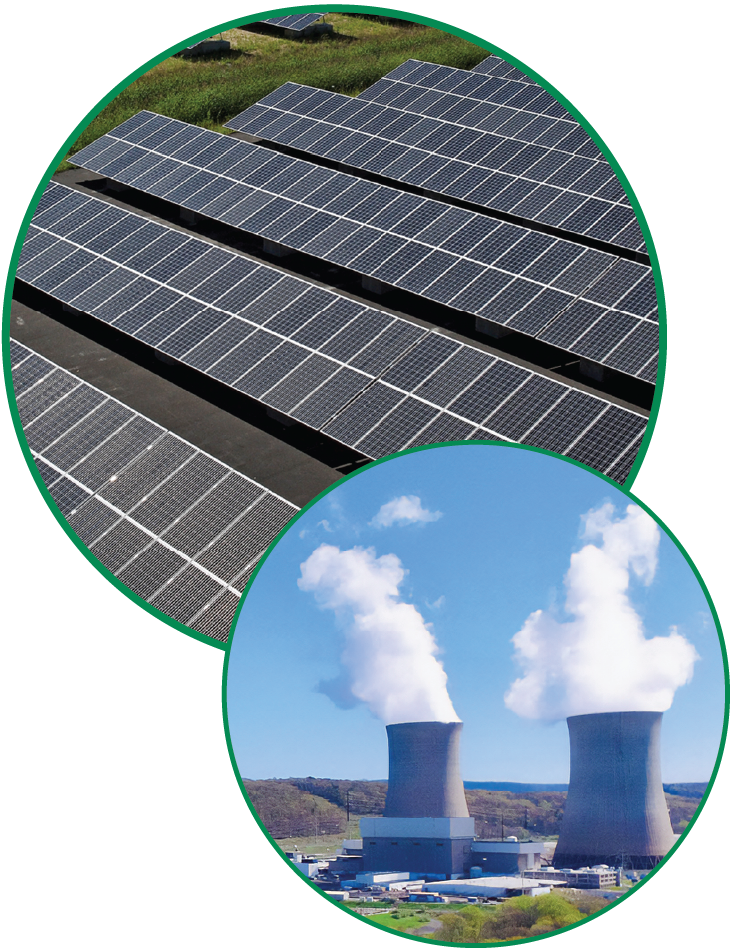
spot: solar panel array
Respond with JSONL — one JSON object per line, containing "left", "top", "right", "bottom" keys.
{"left": 10, "top": 339, "right": 298, "bottom": 642}
{"left": 226, "top": 80, "right": 642, "bottom": 254}
{"left": 260, "top": 13, "right": 326, "bottom": 31}
{"left": 70, "top": 113, "right": 657, "bottom": 382}
{"left": 353, "top": 60, "right": 644, "bottom": 255}
{"left": 17, "top": 181, "right": 647, "bottom": 481}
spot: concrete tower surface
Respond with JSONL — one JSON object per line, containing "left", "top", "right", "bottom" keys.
{"left": 384, "top": 721, "right": 470, "bottom": 819}
{"left": 554, "top": 711, "right": 675, "bottom": 869}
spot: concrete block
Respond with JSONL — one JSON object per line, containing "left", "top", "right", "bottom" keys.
{"left": 182, "top": 40, "right": 230, "bottom": 58}
{"left": 579, "top": 359, "right": 606, "bottom": 383}
{"left": 362, "top": 275, "right": 389, "bottom": 295}
{"left": 263, "top": 239, "right": 294, "bottom": 258}
{"left": 475, "top": 316, "right": 514, "bottom": 338}
{"left": 266, "top": 407, "right": 297, "bottom": 427}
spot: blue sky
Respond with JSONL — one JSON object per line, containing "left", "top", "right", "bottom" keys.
{"left": 226, "top": 444, "right": 725, "bottom": 785}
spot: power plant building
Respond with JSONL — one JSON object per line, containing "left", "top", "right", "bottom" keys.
{"left": 553, "top": 711, "right": 675, "bottom": 869}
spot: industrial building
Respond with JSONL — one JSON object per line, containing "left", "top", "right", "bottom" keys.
{"left": 469, "top": 839, "right": 544, "bottom": 874}
{"left": 553, "top": 711, "right": 675, "bottom": 869}
{"left": 423, "top": 877, "right": 552, "bottom": 899}
{"left": 523, "top": 867, "right": 621, "bottom": 889}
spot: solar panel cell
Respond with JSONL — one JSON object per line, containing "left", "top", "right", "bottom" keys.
{"left": 262, "top": 354, "right": 339, "bottom": 412}
{"left": 71, "top": 417, "right": 165, "bottom": 492}
{"left": 235, "top": 339, "right": 309, "bottom": 397}
{"left": 16, "top": 369, "right": 75, "bottom": 421}
{"left": 413, "top": 347, "right": 496, "bottom": 407}
{"left": 566, "top": 404, "right": 646, "bottom": 473}
{"left": 356, "top": 397, "right": 440, "bottom": 458}
{"left": 290, "top": 367, "right": 368, "bottom": 429}
{"left": 150, "top": 565, "right": 224, "bottom": 624}
{"left": 520, "top": 388, "right": 603, "bottom": 452}
{"left": 404, "top": 412, "right": 477, "bottom": 447}
{"left": 484, "top": 374, "right": 566, "bottom": 440}
{"left": 449, "top": 360, "right": 529, "bottom": 423}
{"left": 381, "top": 334, "right": 460, "bottom": 391}
{"left": 322, "top": 383, "right": 405, "bottom": 447}
{"left": 570, "top": 312, "right": 638, "bottom": 361}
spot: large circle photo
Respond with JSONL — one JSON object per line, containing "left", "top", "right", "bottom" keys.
{"left": 224, "top": 443, "right": 726, "bottom": 944}
{"left": 5, "top": 8, "right": 661, "bottom": 649}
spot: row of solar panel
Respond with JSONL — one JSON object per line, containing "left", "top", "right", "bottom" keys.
{"left": 366, "top": 59, "right": 581, "bottom": 144}
{"left": 260, "top": 13, "right": 326, "bottom": 31}
{"left": 18, "top": 182, "right": 647, "bottom": 480}
{"left": 227, "top": 83, "right": 639, "bottom": 252}
{"left": 70, "top": 114, "right": 657, "bottom": 380}
{"left": 10, "top": 339, "right": 297, "bottom": 642}
{"left": 233, "top": 80, "right": 628, "bottom": 207}
{"left": 471, "top": 54, "right": 538, "bottom": 84}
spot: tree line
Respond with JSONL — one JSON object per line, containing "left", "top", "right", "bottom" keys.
{"left": 242, "top": 778, "right": 702, "bottom": 840}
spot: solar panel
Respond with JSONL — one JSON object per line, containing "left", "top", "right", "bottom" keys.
{"left": 352, "top": 61, "right": 647, "bottom": 251}
{"left": 259, "top": 14, "right": 327, "bottom": 32}
{"left": 10, "top": 340, "right": 298, "bottom": 642}
{"left": 226, "top": 81, "right": 640, "bottom": 254}
{"left": 17, "top": 181, "right": 648, "bottom": 479}
{"left": 471, "top": 56, "right": 538, "bottom": 83}
{"left": 70, "top": 115, "right": 656, "bottom": 380}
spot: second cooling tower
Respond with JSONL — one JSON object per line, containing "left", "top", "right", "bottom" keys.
{"left": 361, "top": 721, "right": 475, "bottom": 875}
{"left": 554, "top": 711, "right": 675, "bottom": 869}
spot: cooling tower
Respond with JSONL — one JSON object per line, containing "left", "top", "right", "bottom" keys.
{"left": 361, "top": 721, "right": 474, "bottom": 874}
{"left": 384, "top": 721, "right": 470, "bottom": 818}
{"left": 554, "top": 711, "right": 675, "bottom": 869}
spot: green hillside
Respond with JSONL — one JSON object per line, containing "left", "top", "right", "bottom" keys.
{"left": 240, "top": 777, "right": 704, "bottom": 843}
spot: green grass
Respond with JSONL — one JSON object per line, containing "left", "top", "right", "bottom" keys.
{"left": 369, "top": 911, "right": 435, "bottom": 932}
{"left": 58, "top": 14, "right": 488, "bottom": 170}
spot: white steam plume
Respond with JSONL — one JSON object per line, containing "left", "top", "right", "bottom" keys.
{"left": 505, "top": 503, "right": 698, "bottom": 721}
{"left": 298, "top": 544, "right": 459, "bottom": 725}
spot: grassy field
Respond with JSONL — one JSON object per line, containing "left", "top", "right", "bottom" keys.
{"left": 272, "top": 817, "right": 366, "bottom": 856}
{"left": 59, "top": 14, "right": 488, "bottom": 170}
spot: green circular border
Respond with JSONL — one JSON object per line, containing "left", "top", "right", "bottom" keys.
{"left": 221, "top": 437, "right": 728, "bottom": 946}
{"left": 2, "top": 5, "right": 665, "bottom": 650}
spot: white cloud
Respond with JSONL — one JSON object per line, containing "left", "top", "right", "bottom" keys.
{"left": 369, "top": 495, "right": 442, "bottom": 529}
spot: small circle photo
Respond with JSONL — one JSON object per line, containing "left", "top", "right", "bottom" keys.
{"left": 223, "top": 443, "right": 726, "bottom": 943}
